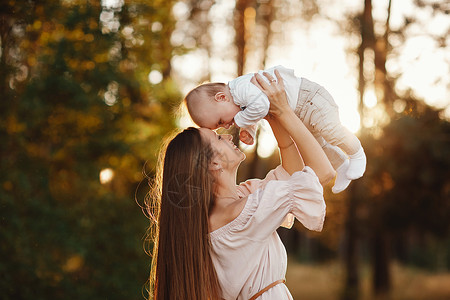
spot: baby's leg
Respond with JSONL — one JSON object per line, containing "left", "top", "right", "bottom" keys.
{"left": 307, "top": 88, "right": 366, "bottom": 179}
{"left": 345, "top": 144, "right": 366, "bottom": 180}
{"left": 316, "top": 136, "right": 351, "bottom": 193}
{"left": 330, "top": 127, "right": 365, "bottom": 180}
{"left": 318, "top": 137, "right": 346, "bottom": 169}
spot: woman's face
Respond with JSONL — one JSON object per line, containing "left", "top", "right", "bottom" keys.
{"left": 199, "top": 128, "right": 245, "bottom": 171}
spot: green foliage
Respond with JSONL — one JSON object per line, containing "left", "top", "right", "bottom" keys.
{"left": 347, "top": 104, "right": 450, "bottom": 274}
{"left": 359, "top": 106, "right": 450, "bottom": 237}
{"left": 0, "top": 0, "right": 181, "bottom": 298}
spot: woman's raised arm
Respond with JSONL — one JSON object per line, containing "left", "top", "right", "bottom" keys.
{"left": 253, "top": 71, "right": 335, "bottom": 185}
{"left": 266, "top": 116, "right": 304, "bottom": 175}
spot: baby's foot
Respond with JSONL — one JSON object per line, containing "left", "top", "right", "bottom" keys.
{"left": 332, "top": 159, "right": 351, "bottom": 194}
{"left": 346, "top": 147, "right": 366, "bottom": 180}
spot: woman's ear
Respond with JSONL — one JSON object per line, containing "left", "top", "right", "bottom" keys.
{"left": 209, "top": 160, "right": 222, "bottom": 172}
{"left": 214, "top": 92, "right": 227, "bottom": 102}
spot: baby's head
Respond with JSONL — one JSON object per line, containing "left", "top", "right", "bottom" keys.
{"left": 184, "top": 83, "right": 241, "bottom": 130}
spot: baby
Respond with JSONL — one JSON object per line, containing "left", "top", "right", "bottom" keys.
{"left": 184, "top": 65, "right": 366, "bottom": 193}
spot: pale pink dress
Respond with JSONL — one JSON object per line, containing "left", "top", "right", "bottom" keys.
{"left": 209, "top": 165, "right": 326, "bottom": 300}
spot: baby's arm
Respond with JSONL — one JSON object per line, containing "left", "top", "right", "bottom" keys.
{"left": 234, "top": 86, "right": 269, "bottom": 145}
{"left": 233, "top": 82, "right": 270, "bottom": 129}
{"left": 231, "top": 77, "right": 270, "bottom": 145}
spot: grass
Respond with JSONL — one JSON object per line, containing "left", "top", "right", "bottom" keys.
{"left": 285, "top": 260, "right": 450, "bottom": 300}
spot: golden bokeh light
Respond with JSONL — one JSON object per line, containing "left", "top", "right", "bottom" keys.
{"left": 99, "top": 168, "right": 114, "bottom": 184}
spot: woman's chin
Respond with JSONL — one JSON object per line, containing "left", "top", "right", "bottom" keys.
{"left": 239, "top": 152, "right": 246, "bottom": 162}
{"left": 232, "top": 152, "right": 246, "bottom": 170}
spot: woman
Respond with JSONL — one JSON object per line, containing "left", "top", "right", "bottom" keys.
{"left": 146, "top": 71, "right": 335, "bottom": 300}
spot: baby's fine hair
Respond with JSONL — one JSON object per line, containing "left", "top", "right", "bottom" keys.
{"left": 184, "top": 82, "right": 226, "bottom": 104}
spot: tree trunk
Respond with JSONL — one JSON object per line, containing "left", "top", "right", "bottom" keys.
{"left": 0, "top": 13, "right": 13, "bottom": 99}
{"left": 232, "top": 0, "right": 254, "bottom": 147}
{"left": 187, "top": 0, "right": 214, "bottom": 82}
{"left": 373, "top": 0, "right": 395, "bottom": 117}
{"left": 372, "top": 228, "right": 391, "bottom": 296}
{"left": 341, "top": 0, "right": 378, "bottom": 296}
{"left": 364, "top": 0, "right": 393, "bottom": 295}
{"left": 234, "top": 0, "right": 253, "bottom": 77}
{"left": 259, "top": 0, "right": 274, "bottom": 69}
{"left": 342, "top": 186, "right": 360, "bottom": 300}
{"left": 244, "top": 0, "right": 275, "bottom": 179}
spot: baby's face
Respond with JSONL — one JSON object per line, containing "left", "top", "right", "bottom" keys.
{"left": 193, "top": 96, "right": 241, "bottom": 130}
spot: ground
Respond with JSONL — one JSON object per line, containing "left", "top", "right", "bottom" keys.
{"left": 286, "top": 260, "right": 450, "bottom": 300}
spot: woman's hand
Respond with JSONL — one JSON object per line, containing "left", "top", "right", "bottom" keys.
{"left": 250, "top": 70, "right": 290, "bottom": 118}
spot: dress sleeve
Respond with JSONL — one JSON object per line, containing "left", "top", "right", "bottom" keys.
{"left": 237, "top": 165, "right": 295, "bottom": 229}
{"left": 236, "top": 167, "right": 325, "bottom": 241}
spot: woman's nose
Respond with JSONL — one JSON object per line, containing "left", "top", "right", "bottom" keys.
{"left": 224, "top": 134, "right": 232, "bottom": 141}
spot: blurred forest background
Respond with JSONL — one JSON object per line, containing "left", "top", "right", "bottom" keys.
{"left": 0, "top": 0, "right": 449, "bottom": 299}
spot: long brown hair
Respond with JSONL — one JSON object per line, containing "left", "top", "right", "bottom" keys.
{"left": 145, "top": 127, "right": 221, "bottom": 300}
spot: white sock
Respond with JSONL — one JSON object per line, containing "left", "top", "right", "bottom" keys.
{"left": 332, "top": 159, "right": 351, "bottom": 194}
{"left": 346, "top": 147, "right": 366, "bottom": 180}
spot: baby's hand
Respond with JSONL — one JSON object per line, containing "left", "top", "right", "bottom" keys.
{"left": 239, "top": 130, "right": 254, "bottom": 145}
